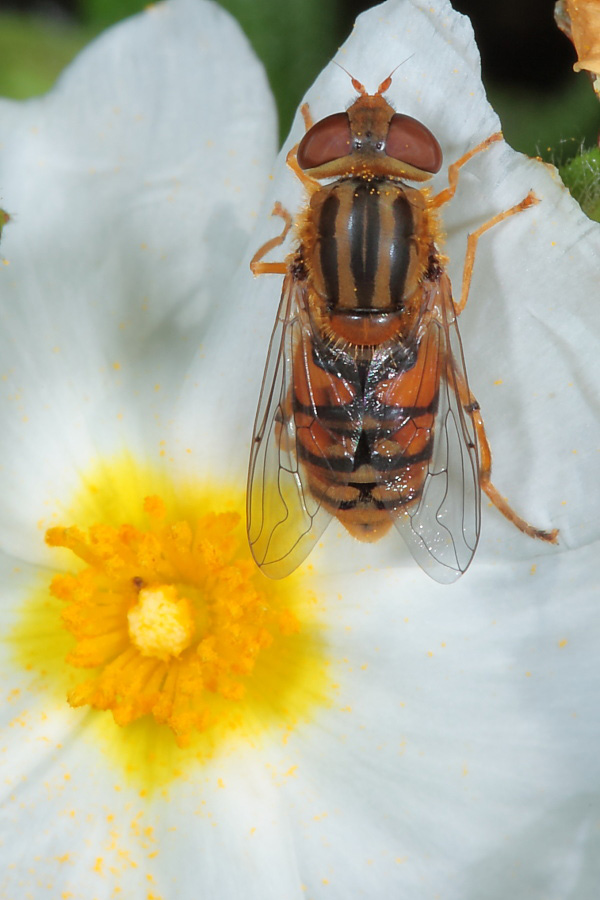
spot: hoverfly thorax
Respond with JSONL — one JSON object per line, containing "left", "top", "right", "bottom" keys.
{"left": 297, "top": 76, "right": 443, "bottom": 182}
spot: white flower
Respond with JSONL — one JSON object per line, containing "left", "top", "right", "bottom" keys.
{"left": 1, "top": 0, "right": 599, "bottom": 898}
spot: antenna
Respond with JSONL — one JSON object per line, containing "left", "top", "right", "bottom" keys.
{"left": 377, "top": 55, "right": 415, "bottom": 94}
{"left": 332, "top": 59, "right": 366, "bottom": 95}
{"left": 332, "top": 55, "right": 416, "bottom": 96}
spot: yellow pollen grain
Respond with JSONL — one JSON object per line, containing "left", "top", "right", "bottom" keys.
{"left": 13, "top": 453, "right": 331, "bottom": 791}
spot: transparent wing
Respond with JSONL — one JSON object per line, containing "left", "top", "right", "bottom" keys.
{"left": 374, "top": 272, "right": 481, "bottom": 583}
{"left": 247, "top": 274, "right": 362, "bottom": 579}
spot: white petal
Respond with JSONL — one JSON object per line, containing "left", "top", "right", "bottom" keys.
{"left": 261, "top": 541, "right": 600, "bottom": 897}
{"left": 0, "top": 0, "right": 277, "bottom": 560}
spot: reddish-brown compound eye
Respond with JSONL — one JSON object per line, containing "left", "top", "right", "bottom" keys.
{"left": 297, "top": 113, "right": 352, "bottom": 170}
{"left": 385, "top": 114, "right": 443, "bottom": 173}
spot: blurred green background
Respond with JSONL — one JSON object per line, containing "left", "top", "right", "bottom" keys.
{"left": 0, "top": 0, "right": 597, "bottom": 162}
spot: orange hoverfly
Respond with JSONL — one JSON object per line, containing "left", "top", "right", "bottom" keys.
{"left": 247, "top": 71, "right": 558, "bottom": 583}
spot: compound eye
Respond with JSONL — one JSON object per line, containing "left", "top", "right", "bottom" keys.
{"left": 297, "top": 113, "right": 352, "bottom": 170}
{"left": 385, "top": 114, "right": 442, "bottom": 173}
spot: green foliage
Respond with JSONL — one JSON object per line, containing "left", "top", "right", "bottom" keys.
{"left": 0, "top": 14, "right": 92, "bottom": 99}
{"left": 559, "top": 148, "right": 600, "bottom": 222}
{"left": 487, "top": 74, "right": 599, "bottom": 164}
{"left": 218, "top": 0, "right": 342, "bottom": 142}
{"left": 78, "top": 0, "right": 148, "bottom": 28}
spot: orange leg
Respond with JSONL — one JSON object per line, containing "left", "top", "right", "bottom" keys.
{"left": 285, "top": 102, "right": 322, "bottom": 194}
{"left": 472, "top": 402, "right": 559, "bottom": 544}
{"left": 250, "top": 202, "right": 292, "bottom": 276}
{"left": 454, "top": 371, "right": 559, "bottom": 544}
{"left": 430, "top": 132, "right": 503, "bottom": 209}
{"left": 455, "top": 190, "right": 539, "bottom": 316}
{"left": 431, "top": 130, "right": 538, "bottom": 316}
{"left": 439, "top": 136, "right": 556, "bottom": 541}
{"left": 300, "top": 102, "right": 314, "bottom": 131}
{"left": 251, "top": 104, "right": 320, "bottom": 277}
{"left": 286, "top": 144, "right": 321, "bottom": 195}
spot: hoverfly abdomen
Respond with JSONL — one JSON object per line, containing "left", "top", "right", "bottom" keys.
{"left": 292, "top": 337, "right": 361, "bottom": 483}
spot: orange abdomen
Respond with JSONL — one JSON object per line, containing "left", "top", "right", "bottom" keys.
{"left": 292, "top": 326, "right": 439, "bottom": 540}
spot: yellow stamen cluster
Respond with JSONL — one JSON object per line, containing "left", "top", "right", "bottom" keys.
{"left": 46, "top": 498, "right": 301, "bottom": 746}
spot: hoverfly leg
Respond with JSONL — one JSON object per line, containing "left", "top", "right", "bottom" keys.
{"left": 455, "top": 372, "right": 559, "bottom": 544}
{"left": 250, "top": 103, "right": 321, "bottom": 275}
{"left": 455, "top": 191, "right": 539, "bottom": 316}
{"left": 481, "top": 478, "right": 559, "bottom": 543}
{"left": 250, "top": 202, "right": 293, "bottom": 276}
{"left": 287, "top": 145, "right": 321, "bottom": 195}
{"left": 287, "top": 105, "right": 321, "bottom": 194}
{"left": 300, "top": 102, "right": 314, "bottom": 131}
{"left": 430, "top": 132, "right": 503, "bottom": 210}
{"left": 475, "top": 412, "right": 559, "bottom": 544}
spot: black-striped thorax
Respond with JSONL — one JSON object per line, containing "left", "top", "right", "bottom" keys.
{"left": 301, "top": 176, "right": 431, "bottom": 345}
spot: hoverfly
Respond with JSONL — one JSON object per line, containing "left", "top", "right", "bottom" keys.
{"left": 247, "top": 71, "right": 558, "bottom": 582}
